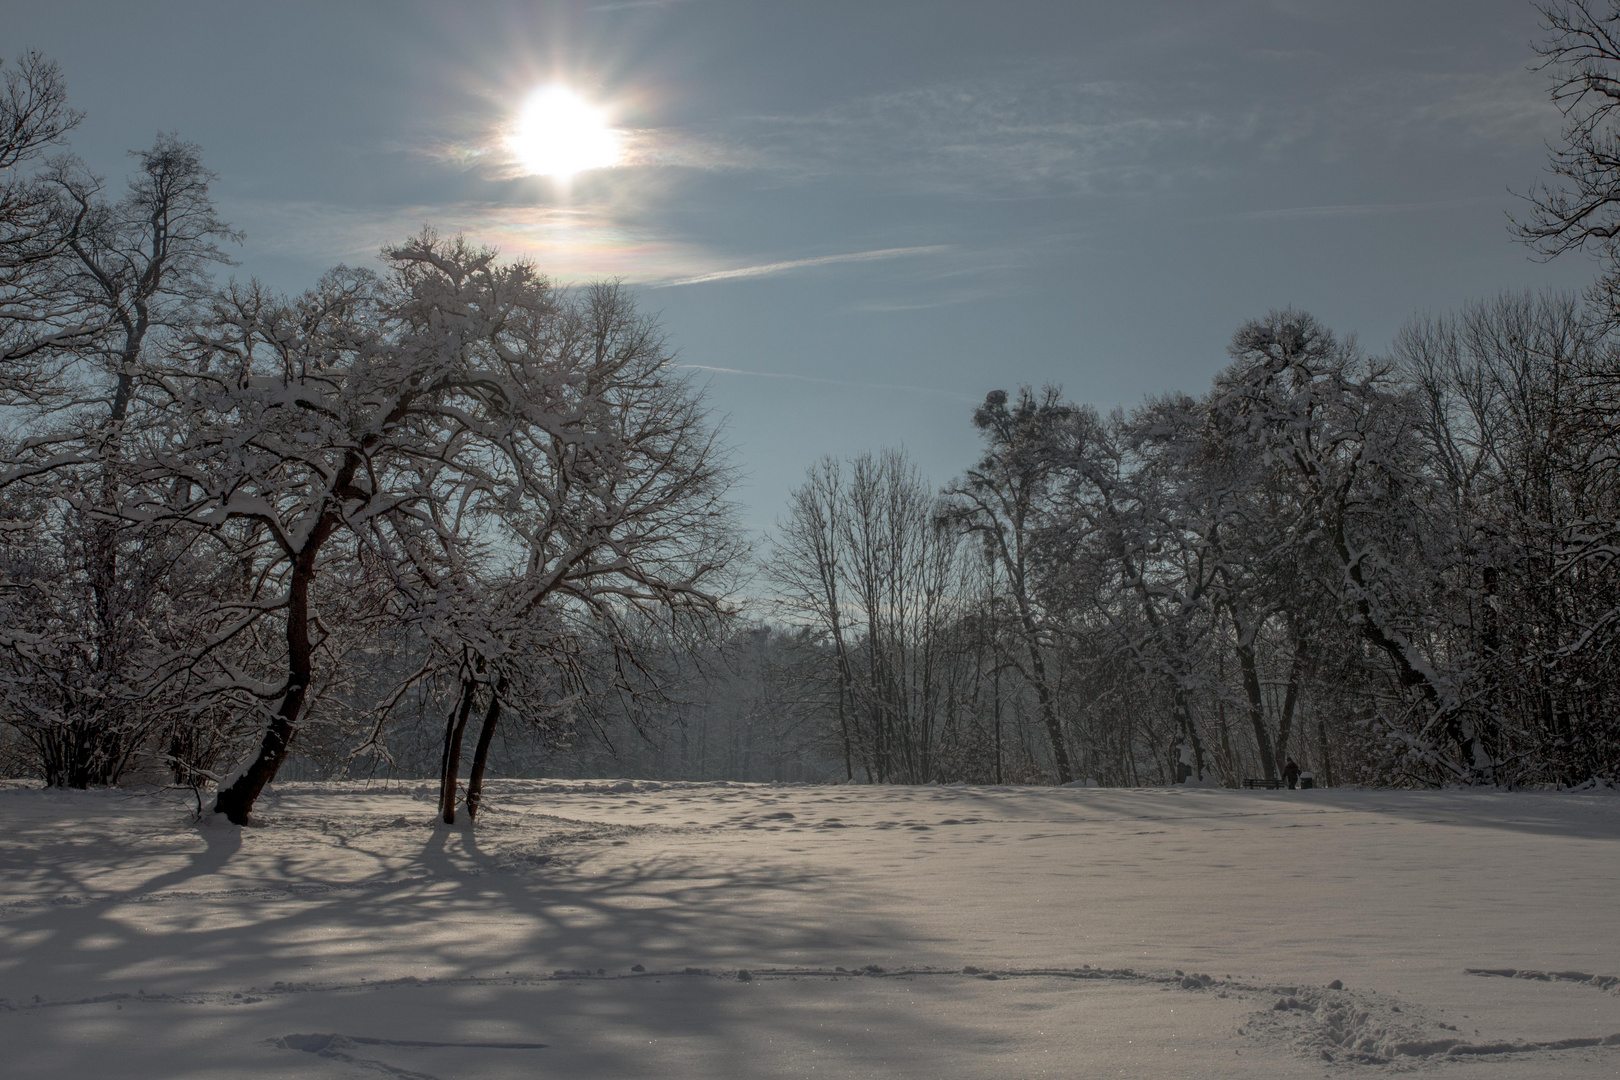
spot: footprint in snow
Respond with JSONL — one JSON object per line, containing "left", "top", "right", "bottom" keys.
{"left": 273, "top": 1032, "right": 547, "bottom": 1080}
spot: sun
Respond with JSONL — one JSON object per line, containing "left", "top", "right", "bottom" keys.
{"left": 509, "top": 85, "right": 620, "bottom": 179}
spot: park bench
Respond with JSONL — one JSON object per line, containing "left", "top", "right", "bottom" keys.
{"left": 1242, "top": 778, "right": 1286, "bottom": 789}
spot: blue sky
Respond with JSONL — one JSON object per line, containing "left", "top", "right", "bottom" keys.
{"left": 5, "top": 0, "right": 1600, "bottom": 533}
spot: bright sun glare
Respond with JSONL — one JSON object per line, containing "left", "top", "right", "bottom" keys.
{"left": 510, "top": 85, "right": 620, "bottom": 179}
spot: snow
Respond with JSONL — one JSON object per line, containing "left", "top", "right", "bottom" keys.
{"left": 1, "top": 781, "right": 1617, "bottom": 1077}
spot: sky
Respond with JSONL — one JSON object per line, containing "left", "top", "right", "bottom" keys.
{"left": 3, "top": 0, "right": 1602, "bottom": 534}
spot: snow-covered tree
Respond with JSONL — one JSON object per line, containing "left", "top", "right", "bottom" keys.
{"left": 1, "top": 114, "right": 241, "bottom": 787}
{"left": 125, "top": 234, "right": 738, "bottom": 822}
{"left": 1397, "top": 292, "right": 1620, "bottom": 784}
{"left": 941, "top": 388, "right": 1076, "bottom": 784}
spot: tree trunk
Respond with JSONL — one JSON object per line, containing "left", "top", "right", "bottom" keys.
{"left": 1329, "top": 512, "right": 1481, "bottom": 777}
{"left": 438, "top": 673, "right": 479, "bottom": 824}
{"left": 464, "top": 675, "right": 507, "bottom": 822}
{"left": 1274, "top": 640, "right": 1305, "bottom": 763}
{"left": 214, "top": 558, "right": 315, "bottom": 825}
{"left": 1024, "top": 635, "right": 1073, "bottom": 784}
{"left": 1004, "top": 544, "right": 1072, "bottom": 785}
{"left": 1173, "top": 683, "right": 1205, "bottom": 782}
{"left": 833, "top": 637, "right": 854, "bottom": 782}
{"left": 211, "top": 451, "right": 363, "bottom": 824}
{"left": 1235, "top": 639, "right": 1278, "bottom": 781}
{"left": 992, "top": 653, "right": 1004, "bottom": 785}
{"left": 1317, "top": 717, "right": 1333, "bottom": 787}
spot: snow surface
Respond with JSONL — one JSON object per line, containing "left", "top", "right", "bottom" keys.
{"left": 1, "top": 780, "right": 1617, "bottom": 1078}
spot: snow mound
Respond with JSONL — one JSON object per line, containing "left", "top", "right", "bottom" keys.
{"left": 1248, "top": 983, "right": 1620, "bottom": 1064}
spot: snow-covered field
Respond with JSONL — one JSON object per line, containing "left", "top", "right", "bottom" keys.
{"left": 1, "top": 781, "right": 1617, "bottom": 1078}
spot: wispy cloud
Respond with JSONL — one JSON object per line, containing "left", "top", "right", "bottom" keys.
{"left": 1361, "top": 66, "right": 1555, "bottom": 148}
{"left": 734, "top": 72, "right": 1204, "bottom": 199}
{"left": 669, "top": 55, "right": 1557, "bottom": 202}
{"left": 655, "top": 245, "right": 949, "bottom": 288}
{"left": 677, "top": 364, "right": 975, "bottom": 402}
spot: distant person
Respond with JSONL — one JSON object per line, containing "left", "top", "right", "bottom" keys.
{"left": 1282, "top": 757, "right": 1301, "bottom": 790}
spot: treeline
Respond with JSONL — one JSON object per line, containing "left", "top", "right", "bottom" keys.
{"left": 765, "top": 299, "right": 1620, "bottom": 788}
{"left": 738, "top": 1, "right": 1620, "bottom": 790}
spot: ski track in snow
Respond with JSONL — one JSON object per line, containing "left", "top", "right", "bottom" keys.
{"left": 1, "top": 779, "right": 1617, "bottom": 1077}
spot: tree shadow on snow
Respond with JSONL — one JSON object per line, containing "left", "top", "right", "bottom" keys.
{"left": 0, "top": 785, "right": 972, "bottom": 1076}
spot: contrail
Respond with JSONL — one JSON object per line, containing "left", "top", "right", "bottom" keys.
{"left": 677, "top": 363, "right": 976, "bottom": 402}
{"left": 656, "top": 245, "right": 949, "bottom": 287}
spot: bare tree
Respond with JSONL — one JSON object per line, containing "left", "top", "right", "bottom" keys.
{"left": 0, "top": 124, "right": 240, "bottom": 787}
{"left": 771, "top": 449, "right": 965, "bottom": 783}
{"left": 769, "top": 457, "right": 859, "bottom": 779}
{"left": 1397, "top": 292, "right": 1620, "bottom": 784}
{"left": 1516, "top": 2, "right": 1620, "bottom": 317}
{"left": 941, "top": 388, "right": 1075, "bottom": 783}
{"left": 1215, "top": 311, "right": 1493, "bottom": 781}
{"left": 0, "top": 50, "right": 83, "bottom": 380}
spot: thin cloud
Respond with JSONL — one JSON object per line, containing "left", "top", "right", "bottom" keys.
{"left": 589, "top": 0, "right": 699, "bottom": 11}
{"left": 1233, "top": 195, "right": 1506, "bottom": 221}
{"left": 678, "top": 364, "right": 975, "bottom": 402}
{"left": 731, "top": 71, "right": 1216, "bottom": 199}
{"left": 224, "top": 202, "right": 951, "bottom": 290}
{"left": 692, "top": 54, "right": 1557, "bottom": 202}
{"left": 656, "top": 245, "right": 949, "bottom": 287}
{"left": 222, "top": 199, "right": 719, "bottom": 284}
{"left": 849, "top": 293, "right": 989, "bottom": 314}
